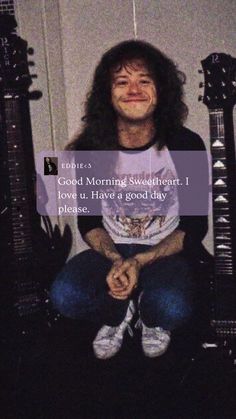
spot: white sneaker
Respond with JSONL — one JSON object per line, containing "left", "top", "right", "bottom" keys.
{"left": 141, "top": 322, "right": 171, "bottom": 358}
{"left": 93, "top": 300, "right": 135, "bottom": 359}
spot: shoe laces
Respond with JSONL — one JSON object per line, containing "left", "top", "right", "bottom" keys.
{"left": 126, "top": 323, "right": 134, "bottom": 337}
{"left": 135, "top": 318, "right": 142, "bottom": 330}
{"left": 134, "top": 319, "right": 169, "bottom": 336}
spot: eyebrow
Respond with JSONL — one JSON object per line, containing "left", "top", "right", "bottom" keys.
{"left": 113, "top": 73, "right": 152, "bottom": 80}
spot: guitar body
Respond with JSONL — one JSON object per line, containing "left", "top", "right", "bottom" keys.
{"left": 201, "top": 53, "right": 236, "bottom": 338}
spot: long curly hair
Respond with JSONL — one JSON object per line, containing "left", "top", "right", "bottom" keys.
{"left": 68, "top": 40, "right": 188, "bottom": 150}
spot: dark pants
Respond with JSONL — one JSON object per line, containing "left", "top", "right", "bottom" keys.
{"left": 50, "top": 244, "right": 195, "bottom": 331}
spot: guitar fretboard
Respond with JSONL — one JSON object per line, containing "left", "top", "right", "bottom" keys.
{"left": 4, "top": 94, "right": 33, "bottom": 256}
{"left": 210, "top": 109, "right": 235, "bottom": 276}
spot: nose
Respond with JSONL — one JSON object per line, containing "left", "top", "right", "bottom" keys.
{"left": 127, "top": 81, "right": 141, "bottom": 94}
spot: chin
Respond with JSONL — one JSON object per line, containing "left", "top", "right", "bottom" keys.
{"left": 122, "top": 113, "right": 153, "bottom": 123}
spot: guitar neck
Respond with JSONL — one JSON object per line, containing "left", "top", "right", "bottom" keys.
{"left": 3, "top": 92, "right": 35, "bottom": 258}
{"left": 210, "top": 108, "right": 236, "bottom": 277}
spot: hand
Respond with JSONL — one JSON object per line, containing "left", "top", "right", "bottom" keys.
{"left": 106, "top": 258, "right": 129, "bottom": 300}
{"left": 111, "top": 257, "right": 141, "bottom": 298}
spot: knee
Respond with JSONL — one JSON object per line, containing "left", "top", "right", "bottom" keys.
{"left": 140, "top": 287, "right": 194, "bottom": 331}
{"left": 50, "top": 273, "right": 90, "bottom": 319}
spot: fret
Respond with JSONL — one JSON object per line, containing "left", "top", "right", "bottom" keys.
{"left": 216, "top": 236, "right": 231, "bottom": 240}
{"left": 215, "top": 266, "right": 233, "bottom": 269}
{"left": 212, "top": 175, "right": 227, "bottom": 179}
{"left": 7, "top": 149, "right": 24, "bottom": 154}
{"left": 13, "top": 240, "right": 32, "bottom": 245}
{"left": 14, "top": 248, "right": 33, "bottom": 254}
{"left": 12, "top": 230, "right": 31, "bottom": 236}
{"left": 216, "top": 244, "right": 231, "bottom": 249}
{"left": 215, "top": 262, "right": 233, "bottom": 266}
{"left": 215, "top": 272, "right": 233, "bottom": 276}
{"left": 214, "top": 208, "right": 230, "bottom": 213}
{"left": 12, "top": 218, "right": 30, "bottom": 225}
{"left": 12, "top": 220, "right": 29, "bottom": 225}
{"left": 14, "top": 244, "right": 33, "bottom": 250}
{"left": 12, "top": 205, "right": 30, "bottom": 211}
{"left": 9, "top": 174, "right": 26, "bottom": 179}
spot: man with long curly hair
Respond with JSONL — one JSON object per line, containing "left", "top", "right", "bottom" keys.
{"left": 51, "top": 40, "right": 208, "bottom": 359}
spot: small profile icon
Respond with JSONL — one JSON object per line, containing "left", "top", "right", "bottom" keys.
{"left": 44, "top": 157, "right": 58, "bottom": 175}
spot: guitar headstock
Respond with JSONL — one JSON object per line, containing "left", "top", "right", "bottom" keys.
{"left": 199, "top": 53, "right": 236, "bottom": 110}
{"left": 0, "top": 15, "right": 32, "bottom": 92}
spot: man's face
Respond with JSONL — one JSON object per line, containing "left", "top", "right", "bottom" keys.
{"left": 111, "top": 60, "right": 158, "bottom": 122}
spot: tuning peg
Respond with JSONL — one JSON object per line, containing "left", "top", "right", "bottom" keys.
{"left": 28, "top": 61, "right": 35, "bottom": 66}
{"left": 198, "top": 69, "right": 203, "bottom": 74}
{"left": 199, "top": 82, "right": 204, "bottom": 88}
{"left": 198, "top": 95, "right": 203, "bottom": 101}
{"left": 28, "top": 90, "right": 42, "bottom": 100}
{"left": 27, "top": 47, "right": 34, "bottom": 55}
{"left": 30, "top": 74, "right": 38, "bottom": 79}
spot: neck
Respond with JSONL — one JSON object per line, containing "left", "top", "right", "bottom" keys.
{"left": 117, "top": 118, "right": 156, "bottom": 148}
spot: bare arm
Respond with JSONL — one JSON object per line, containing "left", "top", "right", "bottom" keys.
{"left": 133, "top": 229, "right": 185, "bottom": 268}
{"left": 84, "top": 227, "right": 122, "bottom": 262}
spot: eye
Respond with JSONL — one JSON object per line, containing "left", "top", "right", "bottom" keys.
{"left": 140, "top": 79, "right": 152, "bottom": 85}
{"left": 114, "top": 80, "right": 128, "bottom": 86}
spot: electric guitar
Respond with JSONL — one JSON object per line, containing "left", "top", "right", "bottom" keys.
{"left": 200, "top": 52, "right": 236, "bottom": 338}
{"left": 0, "top": 15, "right": 71, "bottom": 341}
